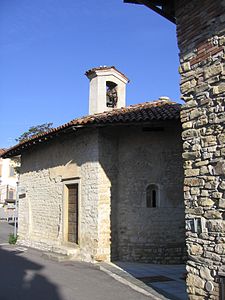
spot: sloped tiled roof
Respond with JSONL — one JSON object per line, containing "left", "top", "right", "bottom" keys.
{"left": 2, "top": 100, "right": 181, "bottom": 158}
{"left": 0, "top": 149, "right": 6, "bottom": 156}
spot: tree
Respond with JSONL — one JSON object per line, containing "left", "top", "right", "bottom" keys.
{"left": 15, "top": 123, "right": 53, "bottom": 143}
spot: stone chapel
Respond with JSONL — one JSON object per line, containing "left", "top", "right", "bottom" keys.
{"left": 3, "top": 0, "right": 225, "bottom": 298}
{"left": 2, "top": 66, "right": 185, "bottom": 264}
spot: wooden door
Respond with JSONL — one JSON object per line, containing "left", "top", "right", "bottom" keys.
{"left": 67, "top": 184, "right": 78, "bottom": 244}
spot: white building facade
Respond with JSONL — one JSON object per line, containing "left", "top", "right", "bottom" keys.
{"left": 0, "top": 149, "right": 19, "bottom": 206}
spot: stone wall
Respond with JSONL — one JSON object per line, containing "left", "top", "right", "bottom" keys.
{"left": 100, "top": 122, "right": 186, "bottom": 264}
{"left": 98, "top": 130, "right": 118, "bottom": 261}
{"left": 175, "top": 0, "right": 225, "bottom": 298}
{"left": 18, "top": 121, "right": 185, "bottom": 264}
{"left": 18, "top": 130, "right": 101, "bottom": 262}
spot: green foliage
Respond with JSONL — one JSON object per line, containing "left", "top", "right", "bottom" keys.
{"left": 10, "top": 157, "right": 21, "bottom": 174}
{"left": 8, "top": 233, "right": 17, "bottom": 244}
{"left": 15, "top": 123, "right": 53, "bottom": 143}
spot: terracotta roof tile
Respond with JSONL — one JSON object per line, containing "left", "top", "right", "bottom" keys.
{"left": 0, "top": 149, "right": 6, "bottom": 156}
{"left": 2, "top": 100, "right": 181, "bottom": 158}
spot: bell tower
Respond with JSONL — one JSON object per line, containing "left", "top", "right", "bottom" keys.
{"left": 85, "top": 66, "right": 129, "bottom": 115}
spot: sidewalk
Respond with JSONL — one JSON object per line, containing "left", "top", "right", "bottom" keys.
{"left": 0, "top": 220, "right": 14, "bottom": 244}
{"left": 99, "top": 261, "right": 188, "bottom": 300}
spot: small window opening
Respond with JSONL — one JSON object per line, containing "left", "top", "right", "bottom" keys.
{"left": 8, "top": 189, "right": 14, "bottom": 200}
{"left": 9, "top": 165, "right": 15, "bottom": 177}
{"left": 146, "top": 184, "right": 158, "bottom": 208}
{"left": 142, "top": 127, "right": 164, "bottom": 132}
{"left": 106, "top": 81, "right": 118, "bottom": 108}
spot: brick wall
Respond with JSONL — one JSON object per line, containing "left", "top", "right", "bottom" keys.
{"left": 175, "top": 0, "right": 225, "bottom": 298}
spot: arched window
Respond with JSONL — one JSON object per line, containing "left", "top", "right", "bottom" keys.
{"left": 146, "top": 184, "right": 158, "bottom": 208}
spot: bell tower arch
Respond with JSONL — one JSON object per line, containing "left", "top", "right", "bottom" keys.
{"left": 85, "top": 66, "right": 129, "bottom": 115}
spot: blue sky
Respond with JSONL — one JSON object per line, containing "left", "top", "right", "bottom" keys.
{"left": 0, "top": 0, "right": 180, "bottom": 148}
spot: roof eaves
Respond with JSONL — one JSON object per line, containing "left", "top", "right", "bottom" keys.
{"left": 2, "top": 101, "right": 181, "bottom": 158}
{"left": 124, "top": 0, "right": 176, "bottom": 24}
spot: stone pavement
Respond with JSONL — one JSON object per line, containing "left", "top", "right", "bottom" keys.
{"left": 114, "top": 262, "right": 188, "bottom": 300}
{"left": 98, "top": 261, "right": 188, "bottom": 300}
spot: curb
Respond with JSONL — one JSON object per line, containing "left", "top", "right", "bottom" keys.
{"left": 97, "top": 262, "right": 169, "bottom": 300}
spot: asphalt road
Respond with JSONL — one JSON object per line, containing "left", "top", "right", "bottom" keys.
{"left": 0, "top": 222, "right": 152, "bottom": 300}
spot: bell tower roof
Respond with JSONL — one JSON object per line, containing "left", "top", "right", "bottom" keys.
{"left": 85, "top": 66, "right": 129, "bottom": 83}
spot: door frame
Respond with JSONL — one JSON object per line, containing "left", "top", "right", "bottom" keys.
{"left": 62, "top": 178, "right": 80, "bottom": 245}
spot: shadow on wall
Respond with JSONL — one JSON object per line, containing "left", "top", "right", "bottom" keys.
{"left": 19, "top": 130, "right": 99, "bottom": 174}
{"left": 98, "top": 126, "right": 186, "bottom": 263}
{"left": 0, "top": 247, "right": 62, "bottom": 300}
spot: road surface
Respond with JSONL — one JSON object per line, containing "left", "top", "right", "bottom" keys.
{"left": 0, "top": 222, "right": 152, "bottom": 300}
